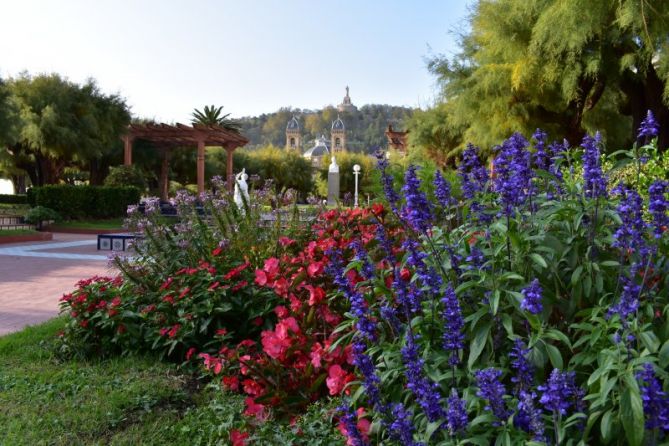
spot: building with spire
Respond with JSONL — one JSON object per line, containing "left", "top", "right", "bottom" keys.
{"left": 337, "top": 86, "right": 357, "bottom": 113}
{"left": 331, "top": 115, "right": 346, "bottom": 153}
{"left": 285, "top": 116, "right": 302, "bottom": 150}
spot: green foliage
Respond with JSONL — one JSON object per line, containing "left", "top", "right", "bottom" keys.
{"left": 23, "top": 206, "right": 60, "bottom": 230}
{"left": 317, "top": 151, "right": 376, "bottom": 200}
{"left": 104, "top": 165, "right": 148, "bottom": 192}
{"left": 239, "top": 104, "right": 414, "bottom": 153}
{"left": 0, "top": 194, "right": 27, "bottom": 204}
{"left": 417, "top": 0, "right": 669, "bottom": 162}
{"left": 6, "top": 73, "right": 130, "bottom": 186}
{"left": 31, "top": 185, "right": 140, "bottom": 220}
{"left": 191, "top": 104, "right": 241, "bottom": 133}
{"left": 210, "top": 145, "right": 314, "bottom": 197}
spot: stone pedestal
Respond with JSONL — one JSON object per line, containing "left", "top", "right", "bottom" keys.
{"left": 327, "top": 155, "right": 340, "bottom": 206}
{"left": 327, "top": 171, "right": 340, "bottom": 206}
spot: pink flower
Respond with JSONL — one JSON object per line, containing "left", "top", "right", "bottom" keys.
{"left": 186, "top": 347, "right": 196, "bottom": 361}
{"left": 326, "top": 364, "right": 351, "bottom": 395}
{"left": 278, "top": 236, "right": 295, "bottom": 247}
{"left": 243, "top": 397, "right": 267, "bottom": 421}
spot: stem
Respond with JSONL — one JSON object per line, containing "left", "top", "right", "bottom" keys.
{"left": 506, "top": 214, "right": 512, "bottom": 270}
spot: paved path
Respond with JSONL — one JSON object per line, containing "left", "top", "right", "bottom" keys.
{"left": 0, "top": 234, "right": 114, "bottom": 336}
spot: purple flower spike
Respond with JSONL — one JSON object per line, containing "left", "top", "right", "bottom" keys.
{"left": 446, "top": 389, "right": 468, "bottom": 436}
{"left": 581, "top": 132, "right": 608, "bottom": 199}
{"left": 649, "top": 180, "right": 669, "bottom": 238}
{"left": 441, "top": 284, "right": 465, "bottom": 366}
{"left": 475, "top": 368, "right": 510, "bottom": 422}
{"left": 636, "top": 363, "right": 669, "bottom": 431}
{"left": 521, "top": 279, "right": 543, "bottom": 315}
{"left": 638, "top": 110, "right": 659, "bottom": 140}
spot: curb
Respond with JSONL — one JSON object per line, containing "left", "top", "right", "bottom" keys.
{"left": 43, "top": 227, "right": 124, "bottom": 235}
{"left": 0, "top": 232, "right": 53, "bottom": 244}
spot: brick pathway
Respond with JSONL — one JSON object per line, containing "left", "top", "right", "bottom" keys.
{"left": 0, "top": 233, "right": 114, "bottom": 336}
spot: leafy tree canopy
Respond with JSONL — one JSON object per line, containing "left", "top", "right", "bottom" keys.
{"left": 419, "top": 0, "right": 669, "bottom": 160}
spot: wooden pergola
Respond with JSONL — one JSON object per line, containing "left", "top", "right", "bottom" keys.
{"left": 122, "top": 123, "right": 248, "bottom": 199}
{"left": 385, "top": 124, "right": 409, "bottom": 154}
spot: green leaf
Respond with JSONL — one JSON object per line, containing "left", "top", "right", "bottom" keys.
{"left": 530, "top": 253, "right": 547, "bottom": 269}
{"left": 571, "top": 265, "right": 583, "bottom": 286}
{"left": 620, "top": 386, "right": 645, "bottom": 446}
{"left": 659, "top": 340, "right": 669, "bottom": 368}
{"left": 545, "top": 343, "right": 563, "bottom": 369}
{"left": 468, "top": 321, "right": 491, "bottom": 369}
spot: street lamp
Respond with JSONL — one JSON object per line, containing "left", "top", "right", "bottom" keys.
{"left": 353, "top": 164, "right": 361, "bottom": 208}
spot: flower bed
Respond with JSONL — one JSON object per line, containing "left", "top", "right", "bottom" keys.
{"left": 58, "top": 115, "right": 669, "bottom": 445}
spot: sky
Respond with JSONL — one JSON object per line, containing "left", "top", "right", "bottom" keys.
{"left": 0, "top": 0, "right": 472, "bottom": 123}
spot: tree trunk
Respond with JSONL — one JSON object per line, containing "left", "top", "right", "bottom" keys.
{"left": 621, "top": 63, "right": 669, "bottom": 150}
{"left": 89, "top": 158, "right": 109, "bottom": 185}
{"left": 34, "top": 151, "right": 66, "bottom": 185}
{"left": 10, "top": 174, "right": 27, "bottom": 194}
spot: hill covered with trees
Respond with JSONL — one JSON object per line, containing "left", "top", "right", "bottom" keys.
{"left": 237, "top": 104, "right": 414, "bottom": 153}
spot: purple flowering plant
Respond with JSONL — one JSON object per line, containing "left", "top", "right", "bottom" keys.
{"left": 334, "top": 114, "right": 669, "bottom": 446}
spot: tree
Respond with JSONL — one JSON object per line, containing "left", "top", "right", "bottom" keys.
{"left": 191, "top": 105, "right": 241, "bottom": 133}
{"left": 424, "top": 0, "right": 669, "bottom": 157}
{"left": 5, "top": 73, "right": 130, "bottom": 186}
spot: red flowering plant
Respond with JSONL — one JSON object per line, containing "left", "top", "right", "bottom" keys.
{"left": 198, "top": 206, "right": 406, "bottom": 421}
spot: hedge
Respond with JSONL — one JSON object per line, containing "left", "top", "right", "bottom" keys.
{"left": 30, "top": 185, "right": 140, "bottom": 220}
{"left": 0, "top": 194, "right": 28, "bottom": 205}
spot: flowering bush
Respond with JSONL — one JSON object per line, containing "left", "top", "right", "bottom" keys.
{"left": 199, "top": 207, "right": 402, "bottom": 421}
{"left": 335, "top": 114, "right": 669, "bottom": 445}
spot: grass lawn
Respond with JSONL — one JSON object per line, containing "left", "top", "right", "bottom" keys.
{"left": 0, "top": 318, "right": 341, "bottom": 445}
{"left": 53, "top": 218, "right": 125, "bottom": 230}
{"left": 0, "top": 229, "right": 38, "bottom": 237}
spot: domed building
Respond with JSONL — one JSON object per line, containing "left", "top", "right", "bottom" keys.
{"left": 302, "top": 135, "right": 330, "bottom": 167}
{"left": 331, "top": 115, "right": 346, "bottom": 153}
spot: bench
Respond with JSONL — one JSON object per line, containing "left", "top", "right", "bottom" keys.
{"left": 97, "top": 233, "right": 138, "bottom": 251}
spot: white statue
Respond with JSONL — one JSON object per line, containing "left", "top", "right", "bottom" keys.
{"left": 234, "top": 168, "right": 250, "bottom": 210}
{"left": 328, "top": 155, "right": 339, "bottom": 173}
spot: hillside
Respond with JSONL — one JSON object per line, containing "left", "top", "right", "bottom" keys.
{"left": 238, "top": 104, "right": 414, "bottom": 153}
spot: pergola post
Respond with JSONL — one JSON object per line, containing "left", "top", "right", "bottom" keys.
{"left": 123, "top": 135, "right": 133, "bottom": 165}
{"left": 159, "top": 149, "right": 171, "bottom": 201}
{"left": 197, "top": 139, "right": 205, "bottom": 195}
{"left": 226, "top": 147, "right": 234, "bottom": 192}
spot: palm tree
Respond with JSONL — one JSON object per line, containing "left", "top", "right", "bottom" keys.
{"left": 191, "top": 105, "right": 241, "bottom": 133}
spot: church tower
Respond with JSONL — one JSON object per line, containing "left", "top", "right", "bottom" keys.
{"left": 285, "top": 116, "right": 301, "bottom": 151}
{"left": 331, "top": 115, "right": 346, "bottom": 153}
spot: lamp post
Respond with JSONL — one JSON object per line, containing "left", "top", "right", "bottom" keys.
{"left": 353, "top": 164, "right": 361, "bottom": 208}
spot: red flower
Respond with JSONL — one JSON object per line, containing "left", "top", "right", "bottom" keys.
{"left": 186, "top": 347, "right": 197, "bottom": 360}
{"left": 231, "top": 281, "right": 248, "bottom": 292}
{"left": 243, "top": 397, "right": 267, "bottom": 421}
{"left": 111, "top": 296, "right": 122, "bottom": 307}
{"left": 222, "top": 375, "right": 239, "bottom": 391}
{"left": 224, "top": 262, "right": 250, "bottom": 280}
{"left": 242, "top": 378, "right": 264, "bottom": 396}
{"left": 338, "top": 408, "right": 371, "bottom": 446}
{"left": 79, "top": 319, "right": 89, "bottom": 328}
{"left": 274, "top": 305, "right": 289, "bottom": 318}
{"left": 159, "top": 277, "right": 173, "bottom": 290}
{"left": 117, "top": 324, "right": 126, "bottom": 334}
{"left": 326, "top": 364, "right": 353, "bottom": 395}
{"left": 212, "top": 246, "right": 224, "bottom": 256}
{"left": 230, "top": 429, "right": 249, "bottom": 446}
{"left": 252, "top": 317, "right": 263, "bottom": 326}
{"left": 306, "top": 285, "right": 326, "bottom": 306}
{"left": 278, "top": 236, "right": 295, "bottom": 247}
{"left": 162, "top": 295, "right": 174, "bottom": 304}
{"left": 310, "top": 342, "right": 325, "bottom": 368}
{"left": 168, "top": 324, "right": 181, "bottom": 338}
{"left": 178, "top": 287, "right": 190, "bottom": 299}
{"left": 254, "top": 269, "right": 269, "bottom": 286}
{"left": 371, "top": 203, "right": 385, "bottom": 217}
{"left": 216, "top": 328, "right": 228, "bottom": 336}
{"left": 208, "top": 281, "right": 220, "bottom": 291}
{"left": 400, "top": 268, "right": 411, "bottom": 282}
{"left": 307, "top": 261, "right": 324, "bottom": 277}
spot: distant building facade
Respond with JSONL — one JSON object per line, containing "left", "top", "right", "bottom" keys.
{"left": 285, "top": 116, "right": 302, "bottom": 150}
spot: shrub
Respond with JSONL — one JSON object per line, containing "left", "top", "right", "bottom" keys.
{"left": 104, "top": 165, "right": 148, "bottom": 192}
{"left": 23, "top": 206, "right": 60, "bottom": 230}
{"left": 334, "top": 128, "right": 669, "bottom": 445}
{"left": 0, "top": 194, "right": 27, "bottom": 205}
{"left": 31, "top": 185, "right": 140, "bottom": 219}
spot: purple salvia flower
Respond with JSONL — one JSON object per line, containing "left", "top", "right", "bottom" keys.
{"left": 446, "top": 389, "right": 468, "bottom": 436}
{"left": 581, "top": 132, "right": 608, "bottom": 199}
{"left": 516, "top": 390, "right": 546, "bottom": 442}
{"left": 636, "top": 363, "right": 669, "bottom": 431}
{"left": 352, "top": 338, "right": 383, "bottom": 409}
{"left": 649, "top": 180, "right": 669, "bottom": 239}
{"left": 350, "top": 240, "right": 376, "bottom": 281}
{"left": 612, "top": 183, "right": 649, "bottom": 258}
{"left": 458, "top": 144, "right": 489, "bottom": 199}
{"left": 510, "top": 339, "right": 534, "bottom": 392}
{"left": 532, "top": 129, "right": 549, "bottom": 171}
{"left": 538, "top": 369, "right": 579, "bottom": 416}
{"left": 441, "top": 284, "right": 465, "bottom": 366}
{"left": 375, "top": 150, "right": 401, "bottom": 212}
{"left": 465, "top": 246, "right": 486, "bottom": 270}
{"left": 401, "top": 334, "right": 446, "bottom": 422}
{"left": 521, "top": 279, "right": 543, "bottom": 315}
{"left": 402, "top": 165, "right": 433, "bottom": 233}
{"left": 434, "top": 170, "right": 454, "bottom": 208}
{"left": 475, "top": 368, "right": 510, "bottom": 422}
{"left": 337, "top": 401, "right": 370, "bottom": 446}
{"left": 492, "top": 133, "right": 533, "bottom": 216}
{"left": 638, "top": 110, "right": 659, "bottom": 140}
{"left": 607, "top": 274, "right": 641, "bottom": 325}
{"left": 388, "top": 403, "right": 424, "bottom": 446}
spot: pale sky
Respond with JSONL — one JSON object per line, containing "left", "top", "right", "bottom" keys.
{"left": 0, "top": 0, "right": 471, "bottom": 123}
